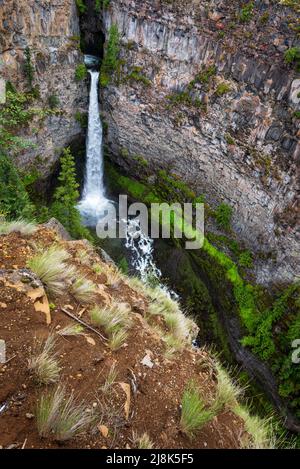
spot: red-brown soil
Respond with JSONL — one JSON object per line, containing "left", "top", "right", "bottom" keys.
{"left": 0, "top": 227, "right": 246, "bottom": 449}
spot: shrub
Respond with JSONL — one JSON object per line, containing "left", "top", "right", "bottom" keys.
{"left": 180, "top": 380, "right": 215, "bottom": 439}
{"left": 75, "top": 63, "right": 87, "bottom": 81}
{"left": 215, "top": 203, "right": 233, "bottom": 230}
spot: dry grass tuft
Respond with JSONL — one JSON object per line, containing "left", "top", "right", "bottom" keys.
{"left": 36, "top": 385, "right": 95, "bottom": 441}
{"left": 27, "top": 245, "right": 75, "bottom": 297}
{"left": 28, "top": 335, "right": 61, "bottom": 385}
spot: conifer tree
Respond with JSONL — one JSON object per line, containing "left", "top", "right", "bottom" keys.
{"left": 51, "top": 148, "right": 90, "bottom": 239}
{"left": 0, "top": 153, "right": 34, "bottom": 219}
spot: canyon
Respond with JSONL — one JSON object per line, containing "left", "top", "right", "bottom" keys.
{"left": 1, "top": 0, "right": 300, "bottom": 445}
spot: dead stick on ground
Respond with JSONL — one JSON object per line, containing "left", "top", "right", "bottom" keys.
{"left": 61, "top": 308, "right": 107, "bottom": 341}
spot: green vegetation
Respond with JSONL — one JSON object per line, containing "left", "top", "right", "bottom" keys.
{"left": 51, "top": 148, "right": 91, "bottom": 239}
{"left": 126, "top": 67, "right": 152, "bottom": 87}
{"left": 75, "top": 111, "right": 88, "bottom": 128}
{"left": 27, "top": 246, "right": 75, "bottom": 298}
{"left": 75, "top": 0, "right": 86, "bottom": 14}
{"left": 70, "top": 277, "right": 97, "bottom": 304}
{"left": 28, "top": 335, "right": 61, "bottom": 385}
{"left": 95, "top": 0, "right": 110, "bottom": 11}
{"left": 75, "top": 63, "right": 88, "bottom": 81}
{"left": 100, "top": 24, "right": 120, "bottom": 87}
{"left": 48, "top": 94, "right": 60, "bottom": 109}
{"left": 0, "top": 219, "right": 36, "bottom": 236}
{"left": 284, "top": 47, "right": 300, "bottom": 71}
{"left": 215, "top": 82, "right": 231, "bottom": 97}
{"left": 90, "top": 301, "right": 132, "bottom": 350}
{"left": 238, "top": 250, "right": 253, "bottom": 268}
{"left": 242, "top": 283, "right": 300, "bottom": 418}
{"left": 180, "top": 380, "right": 215, "bottom": 438}
{"left": 239, "top": 2, "right": 255, "bottom": 22}
{"left": 0, "top": 154, "right": 34, "bottom": 219}
{"left": 0, "top": 89, "right": 34, "bottom": 152}
{"left": 36, "top": 385, "right": 94, "bottom": 441}
{"left": 215, "top": 202, "right": 233, "bottom": 231}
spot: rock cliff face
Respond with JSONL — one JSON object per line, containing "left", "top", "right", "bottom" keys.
{"left": 102, "top": 0, "right": 300, "bottom": 285}
{"left": 0, "top": 0, "right": 88, "bottom": 176}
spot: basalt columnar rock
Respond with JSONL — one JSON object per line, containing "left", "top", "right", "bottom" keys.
{"left": 101, "top": 0, "right": 300, "bottom": 286}
{"left": 0, "top": 0, "right": 88, "bottom": 176}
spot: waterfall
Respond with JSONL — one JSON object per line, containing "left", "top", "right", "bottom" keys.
{"left": 77, "top": 64, "right": 177, "bottom": 298}
{"left": 78, "top": 69, "right": 109, "bottom": 226}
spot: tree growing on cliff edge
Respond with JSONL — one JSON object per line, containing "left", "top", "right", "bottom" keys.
{"left": 51, "top": 148, "right": 90, "bottom": 240}
{"left": 100, "top": 24, "right": 120, "bottom": 87}
{"left": 0, "top": 153, "right": 34, "bottom": 220}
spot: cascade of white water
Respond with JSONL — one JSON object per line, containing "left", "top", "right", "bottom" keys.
{"left": 77, "top": 64, "right": 177, "bottom": 298}
{"left": 78, "top": 69, "right": 109, "bottom": 226}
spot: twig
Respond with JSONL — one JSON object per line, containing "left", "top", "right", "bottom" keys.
{"left": 21, "top": 438, "right": 27, "bottom": 449}
{"left": 1, "top": 354, "right": 16, "bottom": 365}
{"left": 61, "top": 308, "right": 107, "bottom": 341}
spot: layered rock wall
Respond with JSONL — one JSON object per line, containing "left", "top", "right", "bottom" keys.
{"left": 0, "top": 0, "right": 88, "bottom": 175}
{"left": 102, "top": 0, "right": 300, "bottom": 284}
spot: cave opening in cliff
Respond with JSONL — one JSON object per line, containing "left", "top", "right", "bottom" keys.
{"left": 78, "top": 1, "right": 105, "bottom": 59}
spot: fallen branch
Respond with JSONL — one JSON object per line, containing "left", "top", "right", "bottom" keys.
{"left": 61, "top": 308, "right": 107, "bottom": 341}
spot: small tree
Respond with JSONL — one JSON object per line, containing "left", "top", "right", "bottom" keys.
{"left": 100, "top": 24, "right": 120, "bottom": 86}
{"left": 51, "top": 148, "right": 90, "bottom": 239}
{"left": 0, "top": 153, "right": 34, "bottom": 220}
